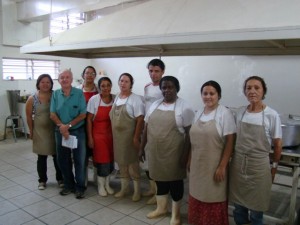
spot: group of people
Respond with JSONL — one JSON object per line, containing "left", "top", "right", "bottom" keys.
{"left": 25, "top": 58, "right": 282, "bottom": 225}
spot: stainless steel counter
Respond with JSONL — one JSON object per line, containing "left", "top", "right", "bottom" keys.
{"left": 269, "top": 147, "right": 300, "bottom": 225}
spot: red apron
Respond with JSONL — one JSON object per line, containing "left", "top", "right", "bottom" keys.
{"left": 92, "top": 100, "right": 113, "bottom": 163}
{"left": 83, "top": 91, "right": 98, "bottom": 103}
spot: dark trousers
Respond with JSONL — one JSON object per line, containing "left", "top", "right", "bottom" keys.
{"left": 37, "top": 154, "right": 63, "bottom": 183}
{"left": 156, "top": 180, "right": 184, "bottom": 201}
{"left": 55, "top": 126, "right": 87, "bottom": 192}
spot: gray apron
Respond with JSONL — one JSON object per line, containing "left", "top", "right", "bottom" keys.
{"left": 33, "top": 102, "right": 56, "bottom": 155}
{"left": 229, "top": 108, "right": 272, "bottom": 211}
{"left": 189, "top": 107, "right": 227, "bottom": 202}
{"left": 109, "top": 95, "right": 138, "bottom": 165}
{"left": 146, "top": 103, "right": 186, "bottom": 181}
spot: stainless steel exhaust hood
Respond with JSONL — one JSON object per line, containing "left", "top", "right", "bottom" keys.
{"left": 20, "top": 0, "right": 300, "bottom": 58}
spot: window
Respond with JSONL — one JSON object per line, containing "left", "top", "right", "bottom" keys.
{"left": 50, "top": 13, "right": 86, "bottom": 35}
{"left": 2, "top": 58, "right": 60, "bottom": 80}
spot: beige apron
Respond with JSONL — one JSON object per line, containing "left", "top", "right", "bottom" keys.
{"left": 109, "top": 95, "right": 138, "bottom": 165}
{"left": 229, "top": 109, "right": 272, "bottom": 211}
{"left": 33, "top": 103, "right": 56, "bottom": 155}
{"left": 146, "top": 104, "right": 186, "bottom": 181}
{"left": 189, "top": 108, "right": 227, "bottom": 202}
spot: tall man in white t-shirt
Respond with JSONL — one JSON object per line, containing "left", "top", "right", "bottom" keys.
{"left": 142, "top": 58, "right": 165, "bottom": 204}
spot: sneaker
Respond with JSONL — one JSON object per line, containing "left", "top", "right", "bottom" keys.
{"left": 75, "top": 191, "right": 85, "bottom": 199}
{"left": 38, "top": 182, "right": 46, "bottom": 190}
{"left": 60, "top": 188, "right": 74, "bottom": 196}
{"left": 57, "top": 180, "right": 64, "bottom": 188}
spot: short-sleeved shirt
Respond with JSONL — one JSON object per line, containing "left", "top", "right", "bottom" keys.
{"left": 50, "top": 87, "right": 86, "bottom": 129}
{"left": 145, "top": 97, "right": 195, "bottom": 133}
{"left": 87, "top": 94, "right": 114, "bottom": 117}
{"left": 114, "top": 93, "right": 144, "bottom": 118}
{"left": 144, "top": 82, "right": 163, "bottom": 113}
{"left": 236, "top": 106, "right": 282, "bottom": 144}
{"left": 193, "top": 105, "right": 236, "bottom": 142}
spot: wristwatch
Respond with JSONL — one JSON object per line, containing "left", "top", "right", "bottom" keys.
{"left": 272, "top": 162, "right": 278, "bottom": 169}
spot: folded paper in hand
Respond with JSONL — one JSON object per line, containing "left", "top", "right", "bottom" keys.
{"left": 62, "top": 135, "right": 78, "bottom": 149}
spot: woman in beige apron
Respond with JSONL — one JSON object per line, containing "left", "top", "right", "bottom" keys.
{"left": 188, "top": 81, "right": 236, "bottom": 225}
{"left": 229, "top": 76, "right": 282, "bottom": 225}
{"left": 25, "top": 74, "right": 63, "bottom": 190}
{"left": 140, "top": 76, "right": 194, "bottom": 225}
{"left": 110, "top": 73, "right": 144, "bottom": 202}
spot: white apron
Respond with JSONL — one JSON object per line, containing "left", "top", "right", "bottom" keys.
{"left": 229, "top": 108, "right": 272, "bottom": 211}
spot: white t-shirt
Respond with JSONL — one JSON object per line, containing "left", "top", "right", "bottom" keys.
{"left": 87, "top": 94, "right": 114, "bottom": 116}
{"left": 145, "top": 97, "right": 195, "bottom": 133}
{"left": 236, "top": 106, "right": 282, "bottom": 144}
{"left": 114, "top": 93, "right": 145, "bottom": 118}
{"left": 194, "top": 105, "right": 236, "bottom": 141}
{"left": 144, "top": 82, "right": 163, "bottom": 113}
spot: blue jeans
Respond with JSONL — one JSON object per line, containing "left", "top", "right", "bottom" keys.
{"left": 55, "top": 126, "right": 86, "bottom": 192}
{"left": 233, "top": 203, "right": 263, "bottom": 225}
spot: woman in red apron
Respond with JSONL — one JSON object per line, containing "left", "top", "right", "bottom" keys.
{"left": 188, "top": 80, "right": 236, "bottom": 225}
{"left": 229, "top": 76, "right": 282, "bottom": 225}
{"left": 86, "top": 77, "right": 114, "bottom": 196}
{"left": 79, "top": 66, "right": 98, "bottom": 186}
{"left": 80, "top": 66, "right": 98, "bottom": 103}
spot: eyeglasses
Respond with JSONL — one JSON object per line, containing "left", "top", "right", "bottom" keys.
{"left": 84, "top": 72, "right": 96, "bottom": 76}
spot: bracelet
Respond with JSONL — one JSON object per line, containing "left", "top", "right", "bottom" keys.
{"left": 272, "top": 162, "right": 278, "bottom": 169}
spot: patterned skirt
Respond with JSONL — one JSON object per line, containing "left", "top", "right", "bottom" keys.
{"left": 188, "top": 195, "right": 229, "bottom": 225}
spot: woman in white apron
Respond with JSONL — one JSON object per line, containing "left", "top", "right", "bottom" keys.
{"left": 229, "top": 76, "right": 282, "bottom": 225}
{"left": 140, "top": 76, "right": 194, "bottom": 225}
{"left": 86, "top": 77, "right": 115, "bottom": 196}
{"left": 110, "top": 73, "right": 145, "bottom": 202}
{"left": 188, "top": 80, "right": 236, "bottom": 225}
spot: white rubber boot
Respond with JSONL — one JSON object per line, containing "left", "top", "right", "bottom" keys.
{"left": 146, "top": 180, "right": 157, "bottom": 205}
{"left": 147, "top": 195, "right": 168, "bottom": 219}
{"left": 97, "top": 176, "right": 107, "bottom": 197}
{"left": 132, "top": 180, "right": 141, "bottom": 202}
{"left": 142, "top": 179, "right": 156, "bottom": 197}
{"left": 114, "top": 178, "right": 130, "bottom": 198}
{"left": 105, "top": 175, "right": 114, "bottom": 195}
{"left": 170, "top": 200, "right": 181, "bottom": 225}
{"left": 147, "top": 194, "right": 157, "bottom": 205}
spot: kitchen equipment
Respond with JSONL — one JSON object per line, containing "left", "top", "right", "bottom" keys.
{"left": 6, "top": 90, "right": 20, "bottom": 116}
{"left": 269, "top": 146, "right": 300, "bottom": 225}
{"left": 4, "top": 90, "right": 27, "bottom": 142}
{"left": 280, "top": 114, "right": 300, "bottom": 147}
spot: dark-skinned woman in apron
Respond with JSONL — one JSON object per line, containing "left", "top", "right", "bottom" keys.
{"left": 140, "top": 76, "right": 194, "bottom": 225}
{"left": 188, "top": 80, "right": 236, "bottom": 225}
{"left": 86, "top": 77, "right": 115, "bottom": 197}
{"left": 78, "top": 66, "right": 98, "bottom": 187}
{"left": 110, "top": 73, "right": 145, "bottom": 202}
{"left": 229, "top": 76, "right": 282, "bottom": 225}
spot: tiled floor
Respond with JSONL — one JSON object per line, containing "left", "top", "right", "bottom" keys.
{"left": 0, "top": 137, "right": 299, "bottom": 225}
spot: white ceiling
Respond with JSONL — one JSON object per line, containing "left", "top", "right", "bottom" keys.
{"left": 20, "top": 0, "right": 300, "bottom": 58}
